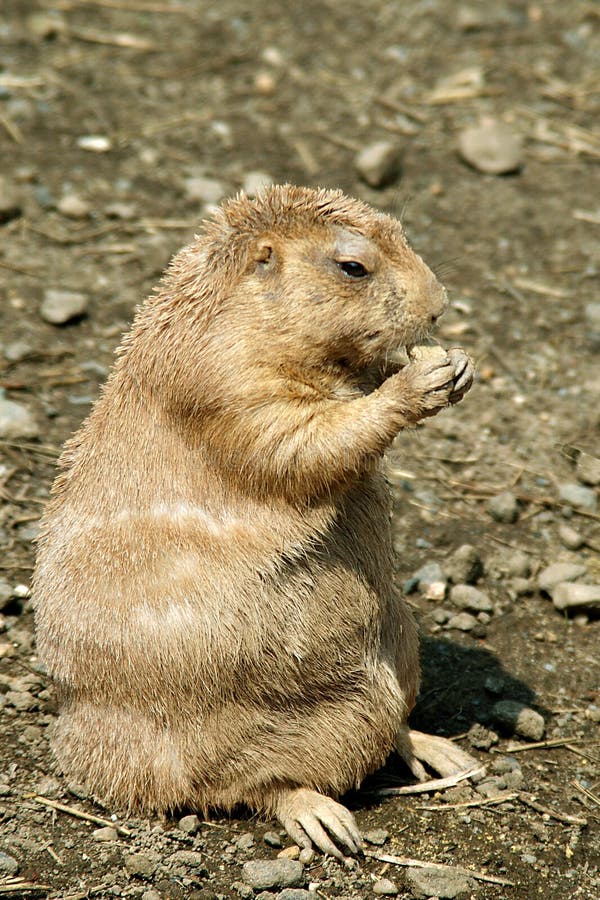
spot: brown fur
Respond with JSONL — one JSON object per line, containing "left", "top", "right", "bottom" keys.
{"left": 33, "top": 185, "right": 475, "bottom": 855}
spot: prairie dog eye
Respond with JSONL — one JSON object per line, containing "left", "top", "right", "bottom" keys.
{"left": 337, "top": 260, "right": 369, "bottom": 278}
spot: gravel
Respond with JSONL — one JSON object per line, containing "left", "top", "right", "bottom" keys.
{"left": 373, "top": 877, "right": 399, "bottom": 895}
{"left": 575, "top": 452, "right": 600, "bottom": 486}
{"left": 449, "top": 584, "right": 493, "bottom": 613}
{"left": 551, "top": 582, "right": 600, "bottom": 611}
{"left": 40, "top": 288, "right": 89, "bottom": 325}
{"left": 124, "top": 852, "right": 158, "bottom": 878}
{"left": 538, "top": 562, "right": 587, "bottom": 593}
{"left": 444, "top": 544, "right": 483, "bottom": 584}
{"left": 446, "top": 611, "right": 478, "bottom": 631}
{"left": 486, "top": 491, "right": 519, "bottom": 523}
{"left": 558, "top": 524, "right": 585, "bottom": 550}
{"left": 178, "top": 813, "right": 200, "bottom": 834}
{"left": 558, "top": 482, "right": 597, "bottom": 511}
{"left": 406, "top": 865, "right": 472, "bottom": 898}
{"left": 458, "top": 118, "right": 522, "bottom": 174}
{"left": 0, "top": 852, "right": 19, "bottom": 876}
{"left": 355, "top": 141, "right": 402, "bottom": 188}
{"left": 0, "top": 397, "right": 39, "bottom": 440}
{"left": 363, "top": 827, "right": 389, "bottom": 846}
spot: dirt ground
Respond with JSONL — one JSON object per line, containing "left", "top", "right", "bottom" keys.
{"left": 0, "top": 1, "right": 599, "bottom": 898}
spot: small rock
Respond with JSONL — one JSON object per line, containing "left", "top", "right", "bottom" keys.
{"left": 232, "top": 882, "right": 254, "bottom": 900}
{"left": 467, "top": 722, "right": 499, "bottom": 750}
{"left": 414, "top": 562, "right": 447, "bottom": 597}
{"left": 40, "top": 288, "right": 88, "bottom": 325}
{"left": 178, "top": 813, "right": 200, "bottom": 834}
{"left": 105, "top": 202, "right": 137, "bottom": 219}
{"left": 449, "top": 584, "right": 493, "bottom": 613}
{"left": 492, "top": 700, "right": 545, "bottom": 741}
{"left": 432, "top": 608, "right": 452, "bottom": 624}
{"left": 492, "top": 756, "right": 521, "bottom": 775}
{"left": 4, "top": 340, "right": 33, "bottom": 362}
{"left": 558, "top": 482, "right": 597, "bottom": 511}
{"left": 124, "top": 852, "right": 157, "bottom": 878}
{"left": 92, "top": 826, "right": 118, "bottom": 841}
{"left": 558, "top": 524, "right": 585, "bottom": 550}
{"left": 576, "top": 453, "right": 600, "bottom": 487}
{"left": 0, "top": 398, "right": 39, "bottom": 440}
{"left": 242, "top": 859, "right": 304, "bottom": 891}
{"left": 278, "top": 846, "right": 300, "bottom": 860}
{"left": 141, "top": 892, "right": 162, "bottom": 900}
{"left": 486, "top": 491, "right": 519, "bottom": 523}
{"left": 168, "top": 850, "right": 205, "bottom": 868}
{"left": 263, "top": 830, "right": 283, "bottom": 848}
{"left": 458, "top": 118, "right": 522, "bottom": 175}
{"left": 446, "top": 612, "right": 478, "bottom": 632}
{"left": 236, "top": 832, "right": 255, "bottom": 851}
{"left": 77, "top": 134, "right": 112, "bottom": 152}
{"left": 0, "top": 852, "right": 19, "bottom": 876}
{"left": 538, "top": 562, "right": 587, "bottom": 593}
{"left": 505, "top": 550, "right": 532, "bottom": 578}
{"left": 26, "top": 12, "right": 66, "bottom": 39}
{"left": 276, "top": 891, "right": 313, "bottom": 900}
{"left": 444, "top": 544, "right": 483, "bottom": 584}
{"left": 363, "top": 827, "right": 389, "bottom": 846}
{"left": 0, "top": 579, "right": 13, "bottom": 610}
{"left": 298, "top": 848, "right": 314, "bottom": 865}
{"left": 475, "top": 776, "right": 506, "bottom": 799}
{"left": 355, "top": 141, "right": 402, "bottom": 188}
{"left": 242, "top": 171, "right": 275, "bottom": 196}
{"left": 406, "top": 865, "right": 472, "bottom": 898}
{"left": 5, "top": 690, "right": 37, "bottom": 711}
{"left": 551, "top": 582, "right": 600, "bottom": 611}
{"left": 373, "top": 878, "right": 399, "bottom": 895}
{"left": 184, "top": 176, "right": 227, "bottom": 205}
{"left": 57, "top": 193, "right": 91, "bottom": 219}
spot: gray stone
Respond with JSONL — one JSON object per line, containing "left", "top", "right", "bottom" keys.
{"left": 41, "top": 289, "right": 88, "bottom": 325}
{"left": 0, "top": 852, "right": 19, "bottom": 876}
{"left": 141, "top": 892, "right": 162, "bottom": 900}
{"left": 0, "top": 397, "right": 39, "bottom": 439}
{"left": 5, "top": 690, "right": 37, "bottom": 711}
{"left": 414, "top": 562, "right": 447, "bottom": 596}
{"left": 444, "top": 544, "right": 483, "bottom": 584}
{"left": 486, "top": 491, "right": 519, "bottom": 523}
{"left": 449, "top": 584, "right": 493, "bottom": 613}
{"left": 506, "top": 550, "right": 532, "bottom": 578}
{"left": 232, "top": 882, "right": 254, "bottom": 900}
{"left": 363, "top": 827, "right": 389, "bottom": 846}
{"left": 276, "top": 891, "right": 313, "bottom": 900}
{"left": 446, "top": 612, "right": 478, "bottom": 631}
{"left": 467, "top": 722, "right": 498, "bottom": 750}
{"left": 124, "top": 852, "right": 157, "bottom": 878}
{"left": 558, "top": 524, "right": 585, "bottom": 550}
{"left": 169, "top": 849, "right": 205, "bottom": 868}
{"left": 178, "top": 813, "right": 200, "bottom": 834}
{"left": 406, "top": 865, "right": 472, "bottom": 898}
{"left": 236, "top": 832, "right": 255, "bottom": 851}
{"left": 492, "top": 700, "right": 545, "bottom": 741}
{"left": 4, "top": 340, "right": 33, "bottom": 362}
{"left": 552, "top": 582, "right": 600, "bottom": 611}
{"left": 458, "top": 119, "right": 522, "bottom": 174}
{"left": 242, "top": 171, "right": 275, "bottom": 196}
{"left": 355, "top": 141, "right": 402, "bottom": 188}
{"left": 558, "top": 482, "right": 597, "bottom": 511}
{"left": 242, "top": 859, "right": 304, "bottom": 891}
{"left": 538, "top": 562, "right": 587, "bottom": 593}
{"left": 298, "top": 848, "right": 314, "bottom": 864}
{"left": 576, "top": 453, "right": 600, "bottom": 486}
{"left": 373, "top": 878, "right": 399, "bottom": 895}
{"left": 183, "top": 176, "right": 227, "bottom": 205}
{"left": 475, "top": 776, "right": 506, "bottom": 799}
{"left": 92, "top": 826, "right": 118, "bottom": 841}
{"left": 263, "top": 830, "right": 283, "bottom": 848}
{"left": 57, "top": 193, "right": 91, "bottom": 219}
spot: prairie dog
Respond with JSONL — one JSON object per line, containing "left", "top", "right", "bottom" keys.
{"left": 33, "top": 185, "right": 475, "bottom": 859}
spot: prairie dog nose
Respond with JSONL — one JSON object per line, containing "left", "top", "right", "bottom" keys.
{"left": 429, "top": 280, "right": 449, "bottom": 323}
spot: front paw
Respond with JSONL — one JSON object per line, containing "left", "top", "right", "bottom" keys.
{"left": 401, "top": 346, "right": 456, "bottom": 420}
{"left": 447, "top": 348, "right": 475, "bottom": 404}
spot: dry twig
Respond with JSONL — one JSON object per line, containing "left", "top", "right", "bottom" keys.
{"left": 365, "top": 851, "right": 515, "bottom": 887}
{"left": 33, "top": 795, "right": 131, "bottom": 836}
{"left": 517, "top": 793, "right": 587, "bottom": 827}
{"left": 376, "top": 766, "right": 485, "bottom": 796}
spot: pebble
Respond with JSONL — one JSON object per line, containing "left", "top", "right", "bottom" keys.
{"left": 26, "top": 12, "right": 66, "bottom": 39}
{"left": 444, "top": 544, "right": 483, "bottom": 584}
{"left": 449, "top": 584, "right": 493, "bottom": 613}
{"left": 406, "top": 865, "right": 472, "bottom": 898}
{"left": 236, "top": 832, "right": 255, "bottom": 851}
{"left": 178, "top": 813, "right": 200, "bottom": 834}
{"left": 363, "top": 827, "right": 389, "bottom": 846}
{"left": 467, "top": 722, "right": 499, "bottom": 750}
{"left": 551, "top": 582, "right": 600, "bottom": 611}
{"left": 40, "top": 288, "right": 88, "bottom": 325}
{"left": 0, "top": 578, "right": 13, "bottom": 609}
{"left": 414, "top": 562, "right": 447, "bottom": 600}
{"left": 505, "top": 550, "right": 532, "bottom": 578}
{"left": 558, "top": 482, "right": 597, "bottom": 511}
{"left": 6, "top": 690, "right": 37, "bottom": 711}
{"left": 241, "top": 859, "right": 304, "bottom": 891}
{"left": 0, "top": 397, "right": 39, "bottom": 440}
{"left": 77, "top": 134, "right": 112, "bottom": 153}
{"left": 446, "top": 611, "right": 478, "bottom": 632}
{"left": 141, "top": 892, "right": 162, "bottom": 900}
{"left": 92, "top": 826, "right": 118, "bottom": 841}
{"left": 278, "top": 845, "right": 300, "bottom": 860}
{"left": 0, "top": 852, "right": 19, "bottom": 876}
{"left": 558, "top": 524, "right": 585, "bottom": 550}
{"left": 183, "top": 176, "right": 227, "bottom": 205}
{"left": 124, "top": 852, "right": 157, "bottom": 878}
{"left": 57, "top": 193, "right": 91, "bottom": 219}
{"left": 492, "top": 700, "right": 545, "bottom": 741}
{"left": 373, "top": 877, "right": 399, "bottom": 895}
{"left": 355, "top": 141, "right": 402, "bottom": 188}
{"left": 458, "top": 118, "right": 522, "bottom": 174}
{"left": 168, "top": 849, "right": 205, "bottom": 868}
{"left": 242, "top": 171, "right": 275, "bottom": 196}
{"left": 4, "top": 339, "right": 33, "bottom": 362}
{"left": 538, "top": 562, "right": 587, "bottom": 593}
{"left": 486, "top": 491, "right": 519, "bottom": 523}
{"left": 576, "top": 453, "right": 600, "bottom": 486}
{"left": 276, "top": 891, "right": 313, "bottom": 900}
{"left": 263, "top": 830, "right": 283, "bottom": 848}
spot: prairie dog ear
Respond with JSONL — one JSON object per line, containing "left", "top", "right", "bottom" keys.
{"left": 254, "top": 239, "right": 276, "bottom": 269}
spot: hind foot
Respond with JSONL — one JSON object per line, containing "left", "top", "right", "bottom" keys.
{"left": 269, "top": 787, "right": 362, "bottom": 861}
{"left": 395, "top": 726, "right": 478, "bottom": 781}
